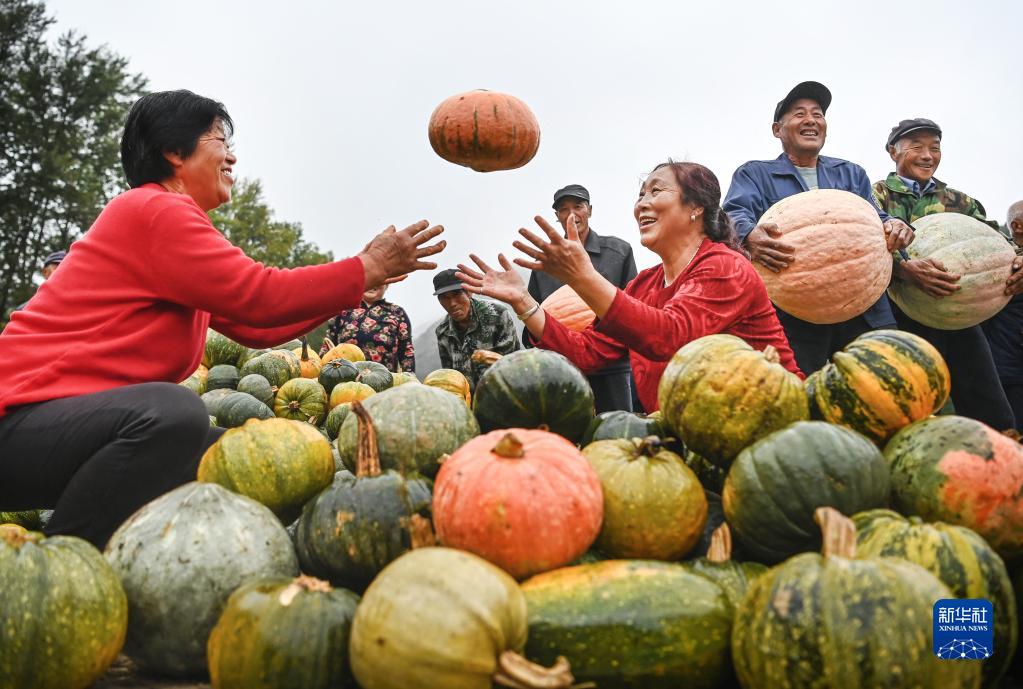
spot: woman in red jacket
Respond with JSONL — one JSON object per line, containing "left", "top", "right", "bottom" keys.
{"left": 0, "top": 90, "right": 444, "bottom": 547}
{"left": 457, "top": 161, "right": 800, "bottom": 413}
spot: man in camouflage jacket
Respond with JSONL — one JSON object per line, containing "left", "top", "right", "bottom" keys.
{"left": 433, "top": 269, "right": 521, "bottom": 387}
{"left": 873, "top": 118, "right": 1016, "bottom": 429}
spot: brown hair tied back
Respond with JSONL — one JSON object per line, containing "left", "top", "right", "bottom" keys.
{"left": 652, "top": 160, "right": 747, "bottom": 256}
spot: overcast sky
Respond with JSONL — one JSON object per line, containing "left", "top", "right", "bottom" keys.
{"left": 47, "top": 0, "right": 1022, "bottom": 333}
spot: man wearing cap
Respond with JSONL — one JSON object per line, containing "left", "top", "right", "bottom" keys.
{"left": 873, "top": 118, "right": 1016, "bottom": 429}
{"left": 433, "top": 268, "right": 520, "bottom": 387}
{"left": 11, "top": 250, "right": 67, "bottom": 313}
{"left": 723, "top": 81, "right": 914, "bottom": 374}
{"left": 526, "top": 184, "right": 638, "bottom": 412}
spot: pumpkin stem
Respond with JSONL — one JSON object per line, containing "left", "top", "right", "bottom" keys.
{"left": 637, "top": 435, "right": 663, "bottom": 457}
{"left": 323, "top": 337, "right": 336, "bottom": 352}
{"left": 493, "top": 651, "right": 588, "bottom": 689}
{"left": 493, "top": 433, "right": 525, "bottom": 459}
{"left": 471, "top": 349, "right": 503, "bottom": 366}
{"left": 408, "top": 514, "right": 437, "bottom": 549}
{"left": 815, "top": 507, "right": 856, "bottom": 559}
{"left": 352, "top": 401, "right": 382, "bottom": 478}
{"left": 706, "top": 523, "right": 733, "bottom": 563}
{"left": 279, "top": 575, "right": 332, "bottom": 606}
{"left": 300, "top": 336, "right": 310, "bottom": 362}
{"left": 762, "top": 345, "right": 780, "bottom": 364}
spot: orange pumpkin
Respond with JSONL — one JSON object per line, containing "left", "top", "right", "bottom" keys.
{"left": 428, "top": 90, "right": 540, "bottom": 173}
{"left": 328, "top": 381, "right": 376, "bottom": 410}
{"left": 291, "top": 339, "right": 322, "bottom": 379}
{"left": 423, "top": 368, "right": 472, "bottom": 406}
{"left": 432, "top": 429, "right": 604, "bottom": 579}
{"left": 540, "top": 285, "right": 595, "bottom": 332}
{"left": 754, "top": 189, "right": 892, "bottom": 324}
{"left": 321, "top": 339, "right": 365, "bottom": 364}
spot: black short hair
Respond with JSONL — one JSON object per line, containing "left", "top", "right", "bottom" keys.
{"left": 120, "top": 90, "right": 234, "bottom": 188}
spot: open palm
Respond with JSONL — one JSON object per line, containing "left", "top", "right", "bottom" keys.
{"left": 456, "top": 254, "right": 529, "bottom": 306}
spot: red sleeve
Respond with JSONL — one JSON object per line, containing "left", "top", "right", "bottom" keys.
{"left": 143, "top": 196, "right": 364, "bottom": 327}
{"left": 207, "top": 313, "right": 328, "bottom": 348}
{"left": 535, "top": 313, "right": 630, "bottom": 375}
{"left": 595, "top": 255, "right": 756, "bottom": 362}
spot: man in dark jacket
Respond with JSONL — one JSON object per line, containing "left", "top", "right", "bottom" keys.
{"left": 983, "top": 201, "right": 1023, "bottom": 431}
{"left": 525, "top": 184, "right": 638, "bottom": 412}
{"left": 873, "top": 118, "right": 1015, "bottom": 430}
{"left": 723, "top": 81, "right": 913, "bottom": 374}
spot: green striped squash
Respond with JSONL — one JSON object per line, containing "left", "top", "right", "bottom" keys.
{"left": 352, "top": 361, "right": 394, "bottom": 393}
{"left": 854, "top": 508, "right": 1016, "bottom": 688}
{"left": 522, "top": 559, "right": 732, "bottom": 689}
{"left": 274, "top": 378, "right": 329, "bottom": 425}
{"left": 241, "top": 352, "right": 297, "bottom": 389}
{"left": 215, "top": 392, "right": 275, "bottom": 428}
{"left": 815, "top": 329, "right": 950, "bottom": 445}
{"left": 237, "top": 373, "right": 275, "bottom": 406}
{"left": 203, "top": 329, "right": 247, "bottom": 368}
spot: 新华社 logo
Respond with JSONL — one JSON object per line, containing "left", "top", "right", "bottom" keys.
{"left": 933, "top": 599, "right": 994, "bottom": 660}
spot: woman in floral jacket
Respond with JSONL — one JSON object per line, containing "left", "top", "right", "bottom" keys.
{"left": 321, "top": 283, "right": 415, "bottom": 372}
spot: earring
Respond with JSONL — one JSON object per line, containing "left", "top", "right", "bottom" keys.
{"left": 690, "top": 213, "right": 696, "bottom": 221}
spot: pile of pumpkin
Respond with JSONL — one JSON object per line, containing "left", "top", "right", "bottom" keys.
{"left": 4, "top": 320, "right": 1023, "bottom": 689}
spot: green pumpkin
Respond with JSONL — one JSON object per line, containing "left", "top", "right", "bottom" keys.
{"left": 180, "top": 368, "right": 207, "bottom": 396}
{"left": 324, "top": 403, "right": 352, "bottom": 441}
{"left": 522, "top": 560, "right": 733, "bottom": 689}
{"left": 0, "top": 510, "right": 44, "bottom": 529}
{"left": 684, "top": 451, "right": 728, "bottom": 494}
{"left": 105, "top": 483, "right": 299, "bottom": 677}
{"left": 854, "top": 508, "right": 1016, "bottom": 688}
{"left": 351, "top": 547, "right": 556, "bottom": 689}
{"left": 216, "top": 391, "right": 275, "bottom": 428}
{"left": 207, "top": 575, "right": 360, "bottom": 689}
{"left": 583, "top": 437, "right": 706, "bottom": 560}
{"left": 732, "top": 508, "right": 980, "bottom": 689}
{"left": 353, "top": 360, "right": 393, "bottom": 392}
{"left": 657, "top": 334, "right": 808, "bottom": 469}
{"left": 297, "top": 402, "right": 434, "bottom": 588}
{"left": 722, "top": 421, "right": 890, "bottom": 564}
{"left": 241, "top": 352, "right": 296, "bottom": 389}
{"left": 198, "top": 418, "right": 335, "bottom": 523}
{"left": 336, "top": 384, "right": 479, "bottom": 478}
{"left": 274, "top": 378, "right": 329, "bottom": 425}
{"left": 206, "top": 364, "right": 240, "bottom": 391}
{"left": 237, "top": 373, "right": 275, "bottom": 406}
{"left": 579, "top": 410, "right": 669, "bottom": 446}
{"left": 682, "top": 523, "right": 766, "bottom": 612}
{"left": 1, "top": 527, "right": 128, "bottom": 689}
{"left": 318, "top": 359, "right": 359, "bottom": 395}
{"left": 203, "top": 329, "right": 247, "bottom": 368}
{"left": 473, "top": 349, "right": 594, "bottom": 443}
{"left": 201, "top": 387, "right": 234, "bottom": 419}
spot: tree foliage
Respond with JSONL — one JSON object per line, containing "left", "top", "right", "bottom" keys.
{"left": 207, "top": 177, "right": 334, "bottom": 268}
{"left": 0, "top": 0, "right": 146, "bottom": 315}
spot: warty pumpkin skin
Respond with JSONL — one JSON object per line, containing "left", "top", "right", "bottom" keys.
{"left": 206, "top": 575, "right": 360, "bottom": 689}
{"left": 885, "top": 415, "right": 1023, "bottom": 559}
{"left": 432, "top": 428, "right": 603, "bottom": 579}
{"left": 198, "top": 418, "right": 334, "bottom": 523}
{"left": 854, "top": 508, "right": 1016, "bottom": 688}
{"left": 815, "top": 329, "right": 950, "bottom": 445}
{"left": 428, "top": 89, "right": 541, "bottom": 173}
{"left": 472, "top": 349, "right": 595, "bottom": 443}
{"left": 722, "top": 421, "right": 890, "bottom": 564}
{"left": 0, "top": 509, "right": 43, "bottom": 529}
{"left": 522, "top": 559, "right": 733, "bottom": 689}
{"left": 731, "top": 508, "right": 980, "bottom": 689}
{"left": 754, "top": 189, "right": 892, "bottom": 324}
{"left": 104, "top": 483, "right": 299, "bottom": 677}
{"left": 423, "top": 367, "right": 472, "bottom": 405}
{"left": 336, "top": 383, "right": 479, "bottom": 478}
{"left": 889, "top": 212, "right": 1016, "bottom": 329}
{"left": 582, "top": 437, "right": 707, "bottom": 560}
{"left": 203, "top": 329, "right": 247, "bottom": 368}
{"left": 657, "top": 333, "right": 808, "bottom": 468}
{"left": 274, "top": 378, "right": 329, "bottom": 425}
{"left": 1, "top": 527, "right": 128, "bottom": 689}
{"left": 540, "top": 284, "right": 595, "bottom": 332}
{"left": 241, "top": 351, "right": 297, "bottom": 389}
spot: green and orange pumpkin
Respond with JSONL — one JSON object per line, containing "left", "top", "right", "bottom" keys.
{"left": 328, "top": 381, "right": 375, "bottom": 410}
{"left": 274, "top": 378, "right": 329, "bottom": 425}
{"left": 423, "top": 368, "right": 472, "bottom": 405}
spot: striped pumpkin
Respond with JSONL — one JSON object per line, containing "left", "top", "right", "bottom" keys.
{"left": 423, "top": 368, "right": 472, "bottom": 405}
{"left": 854, "top": 508, "right": 1016, "bottom": 688}
{"left": 657, "top": 334, "right": 808, "bottom": 467}
{"left": 885, "top": 415, "right": 1023, "bottom": 559}
{"left": 427, "top": 90, "right": 540, "bottom": 173}
{"left": 540, "top": 284, "right": 595, "bottom": 332}
{"left": 815, "top": 329, "right": 950, "bottom": 445}
{"left": 889, "top": 212, "right": 1016, "bottom": 330}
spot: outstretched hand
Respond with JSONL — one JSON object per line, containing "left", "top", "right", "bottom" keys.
{"left": 359, "top": 220, "right": 445, "bottom": 289}
{"left": 511, "top": 214, "right": 597, "bottom": 285}
{"left": 456, "top": 254, "right": 531, "bottom": 311}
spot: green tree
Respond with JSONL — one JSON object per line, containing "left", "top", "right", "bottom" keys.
{"left": 0, "top": 0, "right": 146, "bottom": 317}
{"left": 207, "top": 177, "right": 334, "bottom": 267}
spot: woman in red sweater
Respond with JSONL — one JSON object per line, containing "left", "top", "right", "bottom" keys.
{"left": 0, "top": 90, "right": 444, "bottom": 547}
{"left": 457, "top": 161, "right": 800, "bottom": 413}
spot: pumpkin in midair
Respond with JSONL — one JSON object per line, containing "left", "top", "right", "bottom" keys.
{"left": 754, "top": 189, "right": 892, "bottom": 324}
{"left": 428, "top": 89, "right": 540, "bottom": 172}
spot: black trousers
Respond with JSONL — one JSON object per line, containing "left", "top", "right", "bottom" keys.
{"left": 893, "top": 308, "right": 1016, "bottom": 432}
{"left": 588, "top": 371, "right": 633, "bottom": 414}
{"left": 0, "top": 382, "right": 224, "bottom": 549}
{"left": 776, "top": 311, "right": 882, "bottom": 376}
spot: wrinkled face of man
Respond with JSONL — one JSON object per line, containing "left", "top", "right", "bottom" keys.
{"left": 555, "top": 197, "right": 591, "bottom": 239}
{"left": 890, "top": 132, "right": 942, "bottom": 184}
{"left": 438, "top": 289, "right": 472, "bottom": 324}
{"left": 773, "top": 98, "right": 827, "bottom": 158}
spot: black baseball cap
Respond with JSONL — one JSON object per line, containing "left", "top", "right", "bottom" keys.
{"left": 774, "top": 81, "right": 832, "bottom": 122}
{"left": 552, "top": 184, "right": 590, "bottom": 209}
{"left": 43, "top": 250, "right": 66, "bottom": 267}
{"left": 886, "top": 118, "right": 942, "bottom": 150}
{"left": 432, "top": 268, "right": 465, "bottom": 296}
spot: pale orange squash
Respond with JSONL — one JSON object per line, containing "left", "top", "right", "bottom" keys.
{"left": 428, "top": 90, "right": 540, "bottom": 173}
{"left": 540, "top": 285, "right": 595, "bottom": 332}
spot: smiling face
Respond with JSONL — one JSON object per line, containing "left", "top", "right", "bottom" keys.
{"left": 772, "top": 98, "right": 827, "bottom": 159}
{"left": 890, "top": 132, "right": 942, "bottom": 184}
{"left": 168, "top": 119, "right": 237, "bottom": 211}
{"left": 634, "top": 167, "right": 699, "bottom": 253}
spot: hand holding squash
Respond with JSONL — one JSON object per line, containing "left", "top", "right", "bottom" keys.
{"left": 1006, "top": 255, "right": 1023, "bottom": 296}
{"left": 883, "top": 217, "right": 915, "bottom": 251}
{"left": 358, "top": 219, "right": 445, "bottom": 288}
{"left": 897, "top": 257, "right": 961, "bottom": 298}
{"left": 746, "top": 222, "right": 795, "bottom": 272}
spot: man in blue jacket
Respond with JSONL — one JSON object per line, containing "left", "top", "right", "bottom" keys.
{"left": 723, "top": 81, "right": 914, "bottom": 374}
